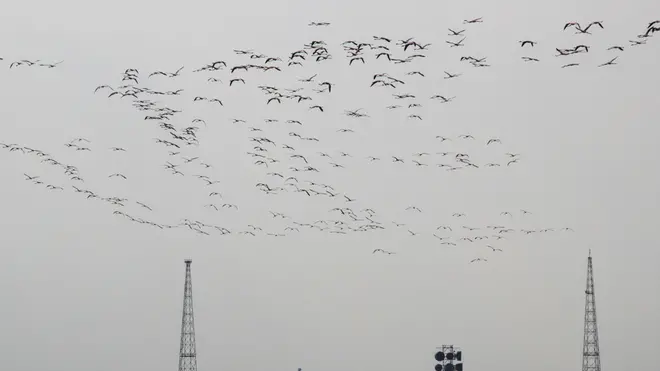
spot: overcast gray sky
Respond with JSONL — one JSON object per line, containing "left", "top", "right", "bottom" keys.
{"left": 2, "top": 0, "right": 659, "bottom": 370}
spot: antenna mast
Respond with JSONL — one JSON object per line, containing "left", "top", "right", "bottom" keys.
{"left": 178, "top": 260, "right": 198, "bottom": 371}
{"left": 582, "top": 250, "right": 601, "bottom": 371}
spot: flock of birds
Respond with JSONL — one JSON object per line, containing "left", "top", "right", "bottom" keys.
{"left": 546, "top": 20, "right": 659, "bottom": 68}
{"left": 2, "top": 18, "right": 658, "bottom": 263}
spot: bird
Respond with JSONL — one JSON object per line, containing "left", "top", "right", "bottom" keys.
{"left": 38, "top": 61, "right": 63, "bottom": 68}
{"left": 406, "top": 71, "right": 425, "bottom": 77}
{"left": 229, "top": 78, "right": 246, "bottom": 86}
{"left": 444, "top": 71, "right": 461, "bottom": 79}
{"left": 349, "top": 57, "right": 365, "bottom": 65}
{"left": 430, "top": 95, "right": 455, "bottom": 103}
{"left": 519, "top": 40, "right": 537, "bottom": 47}
{"left": 446, "top": 38, "right": 466, "bottom": 47}
{"left": 94, "top": 85, "right": 113, "bottom": 93}
{"left": 318, "top": 81, "right": 334, "bottom": 92}
{"left": 373, "top": 36, "right": 392, "bottom": 42}
{"left": 574, "top": 21, "right": 603, "bottom": 34}
{"left": 464, "top": 17, "right": 483, "bottom": 24}
{"left": 136, "top": 202, "right": 152, "bottom": 211}
{"left": 299, "top": 74, "right": 317, "bottom": 83}
{"left": 149, "top": 66, "right": 184, "bottom": 78}
{"left": 598, "top": 57, "right": 618, "bottom": 67}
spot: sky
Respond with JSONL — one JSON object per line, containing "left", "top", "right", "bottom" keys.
{"left": 1, "top": 0, "right": 659, "bottom": 370}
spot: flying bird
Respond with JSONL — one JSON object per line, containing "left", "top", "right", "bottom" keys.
{"left": 464, "top": 17, "right": 483, "bottom": 24}
{"left": 446, "top": 38, "right": 466, "bottom": 47}
{"left": 230, "top": 78, "right": 246, "bottom": 86}
{"left": 598, "top": 57, "right": 618, "bottom": 67}
{"left": 444, "top": 71, "right": 461, "bottom": 79}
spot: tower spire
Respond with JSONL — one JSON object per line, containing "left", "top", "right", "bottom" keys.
{"left": 582, "top": 252, "right": 601, "bottom": 371}
{"left": 178, "top": 260, "right": 198, "bottom": 371}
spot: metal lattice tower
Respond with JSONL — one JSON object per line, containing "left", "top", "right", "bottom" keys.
{"left": 582, "top": 250, "right": 601, "bottom": 371}
{"left": 178, "top": 260, "right": 198, "bottom": 371}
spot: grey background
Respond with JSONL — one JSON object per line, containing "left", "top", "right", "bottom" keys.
{"left": 2, "top": 0, "right": 659, "bottom": 370}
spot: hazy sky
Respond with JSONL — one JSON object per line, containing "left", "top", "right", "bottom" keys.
{"left": 2, "top": 1, "right": 659, "bottom": 371}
